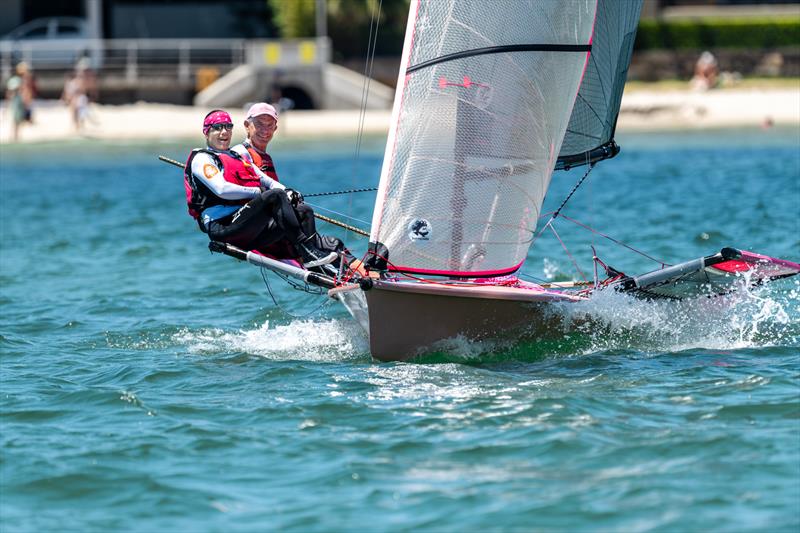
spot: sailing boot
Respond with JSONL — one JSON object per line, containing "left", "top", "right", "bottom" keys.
{"left": 296, "top": 236, "right": 338, "bottom": 269}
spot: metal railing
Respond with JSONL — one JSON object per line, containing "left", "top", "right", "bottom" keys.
{"left": 0, "top": 37, "right": 331, "bottom": 84}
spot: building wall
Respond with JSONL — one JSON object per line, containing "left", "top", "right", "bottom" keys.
{"left": 0, "top": 0, "right": 26, "bottom": 35}
{"left": 105, "top": 0, "right": 275, "bottom": 39}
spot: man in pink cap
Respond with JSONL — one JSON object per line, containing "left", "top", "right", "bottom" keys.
{"left": 232, "top": 102, "right": 358, "bottom": 267}
{"left": 232, "top": 102, "right": 279, "bottom": 178}
{"left": 183, "top": 108, "right": 337, "bottom": 270}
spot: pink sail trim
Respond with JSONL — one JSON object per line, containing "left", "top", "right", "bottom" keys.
{"left": 387, "top": 259, "right": 525, "bottom": 278}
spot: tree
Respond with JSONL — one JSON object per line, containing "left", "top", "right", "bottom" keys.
{"left": 268, "top": 0, "right": 410, "bottom": 58}
{"left": 268, "top": 0, "right": 317, "bottom": 38}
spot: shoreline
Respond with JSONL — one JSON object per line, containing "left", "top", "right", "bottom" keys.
{"left": 1, "top": 87, "right": 798, "bottom": 145}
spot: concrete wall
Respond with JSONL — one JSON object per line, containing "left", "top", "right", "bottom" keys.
{"left": 193, "top": 63, "right": 393, "bottom": 110}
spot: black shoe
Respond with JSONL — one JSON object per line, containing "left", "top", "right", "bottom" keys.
{"left": 298, "top": 242, "right": 338, "bottom": 268}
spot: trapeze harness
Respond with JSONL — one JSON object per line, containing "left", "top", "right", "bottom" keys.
{"left": 183, "top": 148, "right": 260, "bottom": 231}
{"left": 242, "top": 140, "right": 278, "bottom": 180}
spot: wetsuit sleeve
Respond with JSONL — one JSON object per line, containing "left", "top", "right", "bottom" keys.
{"left": 253, "top": 164, "right": 286, "bottom": 191}
{"left": 191, "top": 152, "right": 260, "bottom": 200}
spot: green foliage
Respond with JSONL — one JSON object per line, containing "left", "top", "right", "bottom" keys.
{"left": 327, "top": 0, "right": 410, "bottom": 58}
{"left": 268, "top": 0, "right": 317, "bottom": 38}
{"left": 636, "top": 17, "right": 800, "bottom": 50}
{"left": 267, "top": 0, "right": 410, "bottom": 57}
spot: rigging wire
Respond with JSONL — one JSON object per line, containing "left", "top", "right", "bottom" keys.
{"left": 548, "top": 223, "right": 587, "bottom": 282}
{"left": 558, "top": 214, "right": 669, "bottom": 266}
{"left": 305, "top": 201, "right": 372, "bottom": 232}
{"left": 260, "top": 267, "right": 330, "bottom": 319}
{"left": 354, "top": 0, "right": 383, "bottom": 167}
{"left": 346, "top": 0, "right": 383, "bottom": 244}
{"left": 530, "top": 162, "right": 596, "bottom": 250}
{"left": 521, "top": 151, "right": 669, "bottom": 284}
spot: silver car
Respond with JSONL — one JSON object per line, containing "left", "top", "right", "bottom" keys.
{"left": 0, "top": 17, "right": 102, "bottom": 69}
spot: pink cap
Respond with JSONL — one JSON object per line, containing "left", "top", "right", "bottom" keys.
{"left": 245, "top": 103, "right": 279, "bottom": 122}
{"left": 203, "top": 110, "right": 233, "bottom": 135}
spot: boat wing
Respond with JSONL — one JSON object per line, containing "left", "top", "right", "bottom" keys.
{"left": 611, "top": 247, "right": 800, "bottom": 300}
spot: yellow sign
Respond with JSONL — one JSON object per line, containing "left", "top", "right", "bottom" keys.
{"left": 299, "top": 41, "right": 316, "bottom": 64}
{"left": 264, "top": 43, "right": 281, "bottom": 65}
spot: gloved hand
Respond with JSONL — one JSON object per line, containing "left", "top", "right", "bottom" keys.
{"left": 285, "top": 188, "right": 304, "bottom": 207}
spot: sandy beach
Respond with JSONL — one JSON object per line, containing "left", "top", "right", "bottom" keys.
{"left": 1, "top": 87, "right": 798, "bottom": 145}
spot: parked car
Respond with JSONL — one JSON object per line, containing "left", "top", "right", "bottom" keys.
{"left": 0, "top": 17, "right": 102, "bottom": 69}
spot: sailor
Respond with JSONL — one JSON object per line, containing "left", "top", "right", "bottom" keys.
{"left": 231, "top": 102, "right": 362, "bottom": 272}
{"left": 184, "top": 109, "right": 336, "bottom": 268}
{"left": 231, "top": 102, "right": 316, "bottom": 240}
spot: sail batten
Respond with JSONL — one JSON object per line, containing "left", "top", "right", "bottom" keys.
{"left": 407, "top": 44, "right": 592, "bottom": 73}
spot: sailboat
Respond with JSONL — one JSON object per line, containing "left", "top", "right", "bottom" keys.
{"left": 324, "top": 0, "right": 800, "bottom": 360}
{"left": 198, "top": 0, "right": 798, "bottom": 361}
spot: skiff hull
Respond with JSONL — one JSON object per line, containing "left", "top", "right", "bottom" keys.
{"left": 332, "top": 281, "right": 583, "bottom": 362}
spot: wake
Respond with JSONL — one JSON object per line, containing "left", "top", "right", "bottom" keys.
{"left": 174, "top": 318, "right": 370, "bottom": 362}
{"left": 173, "top": 280, "right": 799, "bottom": 364}
{"left": 556, "top": 278, "right": 800, "bottom": 354}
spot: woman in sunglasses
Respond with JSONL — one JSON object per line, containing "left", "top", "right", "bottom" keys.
{"left": 183, "top": 109, "right": 336, "bottom": 268}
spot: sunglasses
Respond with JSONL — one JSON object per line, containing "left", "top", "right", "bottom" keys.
{"left": 209, "top": 123, "right": 234, "bottom": 132}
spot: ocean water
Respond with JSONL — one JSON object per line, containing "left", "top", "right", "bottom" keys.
{"left": 1, "top": 127, "right": 799, "bottom": 531}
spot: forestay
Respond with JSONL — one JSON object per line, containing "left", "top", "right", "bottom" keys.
{"left": 557, "top": 0, "right": 643, "bottom": 169}
{"left": 369, "top": 0, "right": 597, "bottom": 277}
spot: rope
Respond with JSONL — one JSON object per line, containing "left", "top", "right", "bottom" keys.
{"left": 303, "top": 186, "right": 377, "bottom": 198}
{"left": 529, "top": 164, "right": 595, "bottom": 251}
{"left": 553, "top": 162, "right": 594, "bottom": 220}
{"left": 347, "top": 0, "right": 383, "bottom": 245}
{"left": 313, "top": 213, "right": 369, "bottom": 237}
{"left": 157, "top": 154, "right": 370, "bottom": 237}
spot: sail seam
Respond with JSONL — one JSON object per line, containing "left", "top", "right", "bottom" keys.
{"left": 407, "top": 44, "right": 592, "bottom": 73}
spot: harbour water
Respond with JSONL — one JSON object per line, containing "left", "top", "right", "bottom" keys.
{"left": 1, "top": 127, "right": 799, "bottom": 531}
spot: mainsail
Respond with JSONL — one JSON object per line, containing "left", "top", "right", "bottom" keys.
{"left": 370, "top": 0, "right": 641, "bottom": 277}
{"left": 557, "top": 0, "right": 643, "bottom": 169}
{"left": 369, "top": 0, "right": 602, "bottom": 277}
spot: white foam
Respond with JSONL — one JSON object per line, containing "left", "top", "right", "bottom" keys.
{"left": 173, "top": 281, "right": 798, "bottom": 362}
{"left": 174, "top": 318, "right": 369, "bottom": 362}
{"left": 554, "top": 279, "right": 800, "bottom": 353}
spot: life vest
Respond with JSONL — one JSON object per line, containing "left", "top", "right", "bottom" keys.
{"left": 183, "top": 148, "right": 260, "bottom": 221}
{"left": 243, "top": 140, "right": 279, "bottom": 181}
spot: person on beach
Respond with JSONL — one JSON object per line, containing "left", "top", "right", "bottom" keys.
{"left": 61, "top": 71, "right": 89, "bottom": 131}
{"left": 690, "top": 51, "right": 719, "bottom": 91}
{"left": 231, "top": 102, "right": 360, "bottom": 270}
{"left": 184, "top": 109, "right": 338, "bottom": 270}
{"left": 5, "top": 62, "right": 36, "bottom": 141}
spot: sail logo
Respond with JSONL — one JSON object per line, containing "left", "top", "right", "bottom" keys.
{"left": 408, "top": 218, "right": 431, "bottom": 242}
